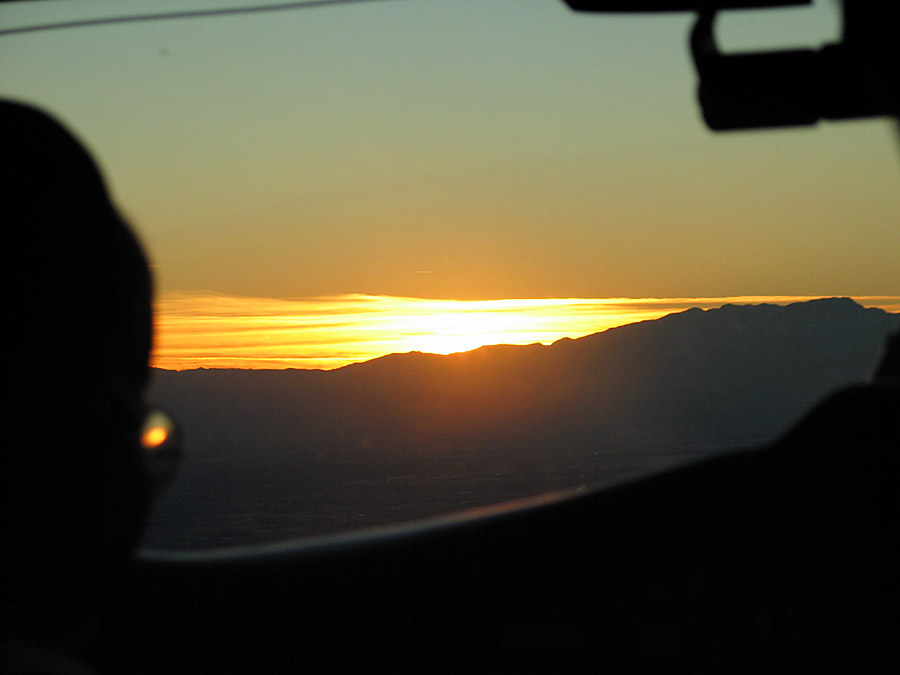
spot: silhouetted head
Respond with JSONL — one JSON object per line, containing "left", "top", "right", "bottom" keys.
{"left": 2, "top": 99, "right": 155, "bottom": 650}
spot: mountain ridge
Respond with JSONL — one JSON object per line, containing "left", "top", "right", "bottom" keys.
{"left": 150, "top": 297, "right": 897, "bottom": 451}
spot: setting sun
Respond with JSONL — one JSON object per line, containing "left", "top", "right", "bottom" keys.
{"left": 150, "top": 293, "right": 900, "bottom": 371}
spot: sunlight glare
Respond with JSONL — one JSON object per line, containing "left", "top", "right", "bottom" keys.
{"left": 150, "top": 293, "right": 900, "bottom": 371}
{"left": 141, "top": 425, "right": 168, "bottom": 450}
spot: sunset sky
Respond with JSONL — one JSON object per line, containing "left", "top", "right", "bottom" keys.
{"left": 2, "top": 0, "right": 898, "bottom": 370}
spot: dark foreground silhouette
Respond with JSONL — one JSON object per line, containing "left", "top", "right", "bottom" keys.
{"left": 99, "top": 376, "right": 898, "bottom": 674}
{"left": 2, "top": 98, "right": 157, "bottom": 675}
{"left": 1, "top": 100, "right": 182, "bottom": 673}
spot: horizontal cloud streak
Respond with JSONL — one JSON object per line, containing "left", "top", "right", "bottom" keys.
{"left": 151, "top": 292, "right": 900, "bottom": 371}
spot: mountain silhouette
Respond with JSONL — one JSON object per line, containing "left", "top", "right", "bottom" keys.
{"left": 143, "top": 298, "right": 898, "bottom": 548}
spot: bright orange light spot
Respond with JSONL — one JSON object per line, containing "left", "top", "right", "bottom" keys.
{"left": 142, "top": 426, "right": 168, "bottom": 450}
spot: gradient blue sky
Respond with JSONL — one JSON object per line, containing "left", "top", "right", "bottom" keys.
{"left": 2, "top": 0, "right": 897, "bottom": 306}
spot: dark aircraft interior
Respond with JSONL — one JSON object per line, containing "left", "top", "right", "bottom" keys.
{"left": 2, "top": 1, "right": 898, "bottom": 673}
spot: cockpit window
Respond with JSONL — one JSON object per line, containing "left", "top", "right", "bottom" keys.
{"left": 3, "top": 0, "right": 897, "bottom": 550}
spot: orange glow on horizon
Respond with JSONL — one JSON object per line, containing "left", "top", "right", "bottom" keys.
{"left": 149, "top": 293, "right": 900, "bottom": 371}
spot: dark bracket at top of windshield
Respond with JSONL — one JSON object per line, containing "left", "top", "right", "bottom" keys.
{"left": 567, "top": 0, "right": 899, "bottom": 131}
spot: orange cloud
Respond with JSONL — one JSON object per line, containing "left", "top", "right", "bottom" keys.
{"left": 150, "top": 292, "right": 899, "bottom": 371}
